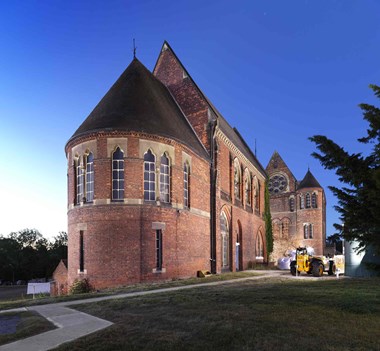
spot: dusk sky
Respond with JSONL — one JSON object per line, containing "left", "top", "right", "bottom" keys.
{"left": 1, "top": 1, "right": 379, "bottom": 238}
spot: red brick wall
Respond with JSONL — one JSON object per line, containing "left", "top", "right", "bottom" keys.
{"left": 51, "top": 260, "right": 68, "bottom": 296}
{"left": 67, "top": 133, "right": 211, "bottom": 289}
{"left": 154, "top": 46, "right": 211, "bottom": 152}
{"left": 266, "top": 153, "right": 327, "bottom": 260}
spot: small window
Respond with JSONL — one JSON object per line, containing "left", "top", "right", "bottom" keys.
{"left": 183, "top": 162, "right": 189, "bottom": 208}
{"left": 289, "top": 197, "right": 295, "bottom": 212}
{"left": 312, "top": 193, "right": 317, "bottom": 208}
{"left": 306, "top": 193, "right": 311, "bottom": 208}
{"left": 160, "top": 153, "right": 170, "bottom": 203}
{"left": 155, "top": 229, "right": 163, "bottom": 271}
{"left": 234, "top": 158, "right": 241, "bottom": 200}
{"left": 144, "top": 150, "right": 156, "bottom": 201}
{"left": 112, "top": 147, "right": 124, "bottom": 201}
{"left": 85, "top": 153, "right": 94, "bottom": 203}
{"left": 79, "top": 231, "right": 84, "bottom": 272}
{"left": 300, "top": 194, "right": 305, "bottom": 209}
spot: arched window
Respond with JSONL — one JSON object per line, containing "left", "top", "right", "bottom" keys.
{"left": 300, "top": 194, "right": 305, "bottom": 209}
{"left": 112, "top": 147, "right": 124, "bottom": 201}
{"left": 183, "top": 162, "right": 190, "bottom": 208}
{"left": 256, "top": 231, "right": 264, "bottom": 258}
{"left": 85, "top": 152, "right": 94, "bottom": 203}
{"left": 220, "top": 212, "right": 229, "bottom": 268}
{"left": 306, "top": 193, "right": 311, "bottom": 208}
{"left": 144, "top": 150, "right": 156, "bottom": 201}
{"left": 234, "top": 158, "right": 241, "bottom": 200}
{"left": 312, "top": 192, "right": 317, "bottom": 208}
{"left": 289, "top": 197, "right": 295, "bottom": 212}
{"left": 75, "top": 157, "right": 84, "bottom": 205}
{"left": 244, "top": 169, "right": 251, "bottom": 206}
{"left": 160, "top": 153, "right": 170, "bottom": 203}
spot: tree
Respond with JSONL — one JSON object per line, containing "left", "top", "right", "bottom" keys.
{"left": 264, "top": 181, "right": 274, "bottom": 261}
{"left": 310, "top": 84, "right": 380, "bottom": 255}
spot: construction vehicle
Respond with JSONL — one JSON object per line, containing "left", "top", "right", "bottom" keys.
{"left": 290, "top": 247, "right": 337, "bottom": 277}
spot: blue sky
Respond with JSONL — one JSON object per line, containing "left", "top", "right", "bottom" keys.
{"left": 0, "top": 0, "right": 379, "bottom": 238}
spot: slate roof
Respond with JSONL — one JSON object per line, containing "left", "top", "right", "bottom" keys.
{"left": 297, "top": 169, "right": 322, "bottom": 189}
{"left": 67, "top": 58, "right": 209, "bottom": 159}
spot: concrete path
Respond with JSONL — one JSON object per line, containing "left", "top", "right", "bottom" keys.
{"left": 0, "top": 270, "right": 340, "bottom": 350}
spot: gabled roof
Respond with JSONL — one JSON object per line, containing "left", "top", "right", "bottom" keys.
{"left": 67, "top": 58, "right": 209, "bottom": 159}
{"left": 297, "top": 169, "right": 322, "bottom": 189}
{"left": 154, "top": 41, "right": 266, "bottom": 176}
{"left": 266, "top": 151, "right": 297, "bottom": 181}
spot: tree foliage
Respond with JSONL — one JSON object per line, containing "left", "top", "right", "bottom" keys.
{"left": 264, "top": 181, "right": 274, "bottom": 261}
{"left": 0, "top": 229, "right": 67, "bottom": 283}
{"left": 310, "top": 84, "right": 380, "bottom": 254}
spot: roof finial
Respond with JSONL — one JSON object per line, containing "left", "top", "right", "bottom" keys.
{"left": 255, "top": 138, "right": 257, "bottom": 157}
{"left": 133, "top": 38, "right": 137, "bottom": 59}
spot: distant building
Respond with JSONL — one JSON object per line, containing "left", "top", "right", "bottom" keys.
{"left": 65, "top": 42, "right": 267, "bottom": 290}
{"left": 266, "top": 151, "right": 326, "bottom": 261}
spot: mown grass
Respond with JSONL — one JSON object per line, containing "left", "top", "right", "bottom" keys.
{"left": 55, "top": 277, "right": 380, "bottom": 351}
{"left": 0, "top": 271, "right": 261, "bottom": 311}
{"left": 0, "top": 311, "right": 56, "bottom": 346}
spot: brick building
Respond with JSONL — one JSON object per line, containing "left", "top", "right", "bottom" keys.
{"left": 266, "top": 151, "right": 326, "bottom": 261}
{"left": 65, "top": 42, "right": 267, "bottom": 289}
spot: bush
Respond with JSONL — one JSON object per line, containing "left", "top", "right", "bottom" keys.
{"left": 69, "top": 278, "right": 94, "bottom": 294}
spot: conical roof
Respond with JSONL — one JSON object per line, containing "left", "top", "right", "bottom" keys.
{"left": 67, "top": 58, "right": 209, "bottom": 159}
{"left": 297, "top": 169, "right": 322, "bottom": 189}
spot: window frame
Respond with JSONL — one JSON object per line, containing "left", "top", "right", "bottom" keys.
{"left": 144, "top": 150, "right": 156, "bottom": 201}
{"left": 183, "top": 162, "right": 190, "bottom": 208}
{"left": 159, "top": 153, "right": 170, "bottom": 203}
{"left": 112, "top": 147, "right": 124, "bottom": 202}
{"left": 85, "top": 152, "right": 94, "bottom": 203}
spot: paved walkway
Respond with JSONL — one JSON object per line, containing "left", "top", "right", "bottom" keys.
{"left": 0, "top": 271, "right": 340, "bottom": 350}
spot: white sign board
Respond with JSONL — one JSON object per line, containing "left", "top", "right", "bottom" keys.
{"left": 27, "top": 283, "right": 51, "bottom": 295}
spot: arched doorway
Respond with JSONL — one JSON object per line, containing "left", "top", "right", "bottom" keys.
{"left": 220, "top": 211, "right": 230, "bottom": 270}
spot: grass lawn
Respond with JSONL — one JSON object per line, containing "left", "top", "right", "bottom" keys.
{"left": 54, "top": 277, "right": 380, "bottom": 351}
{"left": 0, "top": 271, "right": 261, "bottom": 311}
{"left": 0, "top": 311, "right": 56, "bottom": 346}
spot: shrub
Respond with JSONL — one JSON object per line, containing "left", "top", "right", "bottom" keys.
{"left": 69, "top": 278, "right": 94, "bottom": 294}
